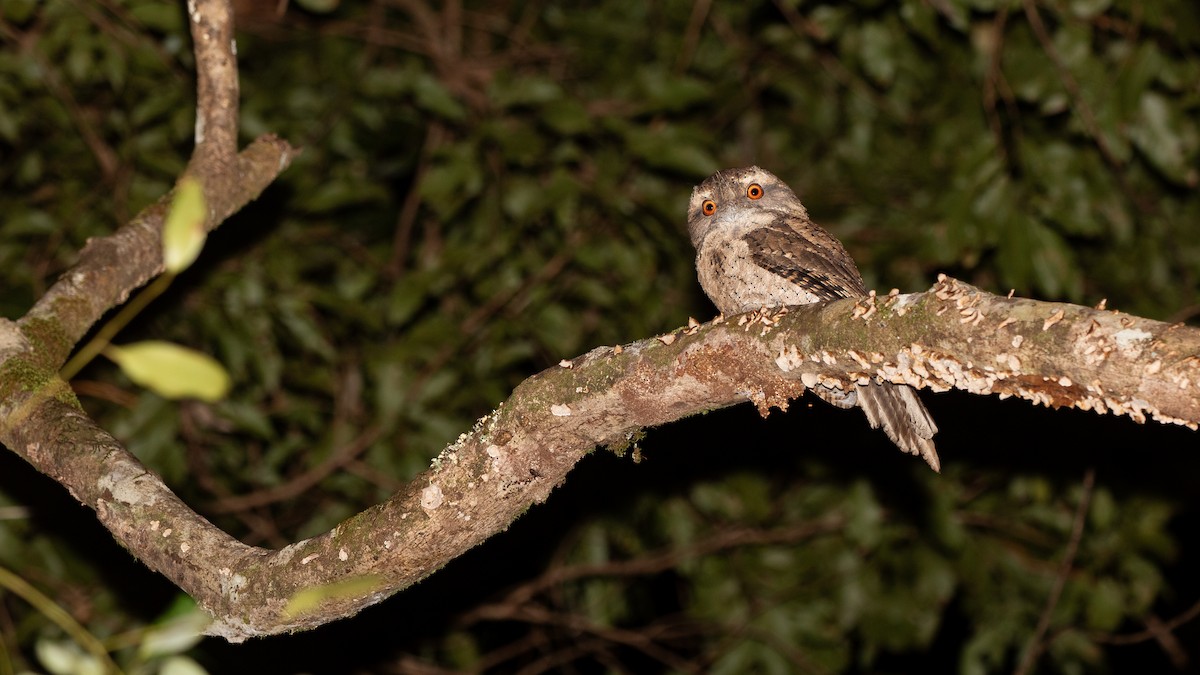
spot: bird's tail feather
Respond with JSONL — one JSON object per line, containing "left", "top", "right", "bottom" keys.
{"left": 855, "top": 382, "right": 940, "bottom": 472}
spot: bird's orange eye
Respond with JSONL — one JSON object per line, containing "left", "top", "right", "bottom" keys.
{"left": 702, "top": 199, "right": 717, "bottom": 216}
{"left": 747, "top": 183, "right": 764, "bottom": 200}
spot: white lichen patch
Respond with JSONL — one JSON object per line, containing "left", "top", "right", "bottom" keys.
{"left": 271, "top": 542, "right": 303, "bottom": 566}
{"left": 550, "top": 403, "right": 572, "bottom": 417}
{"left": 97, "top": 460, "right": 160, "bottom": 507}
{"left": 891, "top": 292, "right": 918, "bottom": 316}
{"left": 339, "top": 548, "right": 348, "bottom": 561}
{"left": 421, "top": 484, "right": 444, "bottom": 510}
{"left": 1113, "top": 328, "right": 1153, "bottom": 357}
{"left": 180, "top": 542, "right": 190, "bottom": 553}
{"left": 219, "top": 568, "right": 247, "bottom": 602}
{"left": 301, "top": 554, "right": 319, "bottom": 565}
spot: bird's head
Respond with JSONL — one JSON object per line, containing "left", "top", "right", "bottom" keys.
{"left": 686, "top": 166, "right": 808, "bottom": 249}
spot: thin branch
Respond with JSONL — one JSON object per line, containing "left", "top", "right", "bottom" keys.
{"left": 463, "top": 516, "right": 845, "bottom": 622}
{"left": 0, "top": 566, "right": 121, "bottom": 675}
{"left": 186, "top": 0, "right": 239, "bottom": 168}
{"left": 499, "top": 604, "right": 700, "bottom": 674}
{"left": 1021, "top": 0, "right": 1114, "bottom": 166}
{"left": 205, "top": 426, "right": 382, "bottom": 514}
{"left": 982, "top": 6, "right": 1018, "bottom": 167}
{"left": 1091, "top": 596, "right": 1200, "bottom": 667}
{"left": 674, "top": 0, "right": 712, "bottom": 73}
{"left": 1020, "top": 0, "right": 1155, "bottom": 214}
{"left": 387, "top": 122, "right": 446, "bottom": 278}
{"left": 1094, "top": 598, "right": 1200, "bottom": 646}
{"left": 1138, "top": 614, "right": 1189, "bottom": 669}
{"left": 1014, "top": 467, "right": 1096, "bottom": 675}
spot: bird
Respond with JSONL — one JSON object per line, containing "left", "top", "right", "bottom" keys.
{"left": 686, "top": 166, "right": 940, "bottom": 471}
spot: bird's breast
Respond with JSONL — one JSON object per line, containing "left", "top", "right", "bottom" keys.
{"left": 695, "top": 229, "right": 824, "bottom": 316}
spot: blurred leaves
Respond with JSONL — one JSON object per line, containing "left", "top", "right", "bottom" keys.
{"left": 1, "top": 0, "right": 1199, "bottom": 672}
{"left": 517, "top": 465, "right": 1175, "bottom": 673}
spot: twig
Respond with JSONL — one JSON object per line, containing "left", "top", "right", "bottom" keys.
{"left": 462, "top": 516, "right": 845, "bottom": 623}
{"left": 387, "top": 123, "right": 446, "bottom": 278}
{"left": 981, "top": 6, "right": 1018, "bottom": 166}
{"left": 0, "top": 566, "right": 121, "bottom": 675}
{"left": 1020, "top": 0, "right": 1155, "bottom": 215}
{"left": 186, "top": 0, "right": 239, "bottom": 167}
{"left": 206, "top": 426, "right": 381, "bottom": 513}
{"left": 1093, "top": 598, "right": 1200, "bottom": 667}
{"left": 1095, "top": 598, "right": 1200, "bottom": 645}
{"left": 0, "top": 20, "right": 119, "bottom": 181}
{"left": 59, "top": 275, "right": 172, "bottom": 381}
{"left": 1020, "top": 0, "right": 1112, "bottom": 166}
{"left": 502, "top": 604, "right": 700, "bottom": 674}
{"left": 401, "top": 231, "right": 581, "bottom": 404}
{"left": 1014, "top": 467, "right": 1096, "bottom": 675}
{"left": 674, "top": 0, "right": 712, "bottom": 73}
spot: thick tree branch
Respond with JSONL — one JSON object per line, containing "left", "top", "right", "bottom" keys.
{"left": 4, "top": 276, "right": 1199, "bottom": 641}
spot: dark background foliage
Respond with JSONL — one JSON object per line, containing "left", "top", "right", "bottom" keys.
{"left": 2, "top": 0, "right": 1200, "bottom": 672}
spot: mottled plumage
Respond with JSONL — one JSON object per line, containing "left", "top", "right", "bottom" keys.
{"left": 687, "top": 166, "right": 940, "bottom": 471}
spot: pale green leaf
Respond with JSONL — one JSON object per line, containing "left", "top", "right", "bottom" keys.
{"left": 283, "top": 575, "right": 385, "bottom": 619}
{"left": 36, "top": 639, "right": 103, "bottom": 675}
{"left": 162, "top": 177, "right": 207, "bottom": 274}
{"left": 159, "top": 656, "right": 211, "bottom": 675}
{"left": 106, "top": 341, "right": 231, "bottom": 402}
{"left": 138, "top": 604, "right": 211, "bottom": 660}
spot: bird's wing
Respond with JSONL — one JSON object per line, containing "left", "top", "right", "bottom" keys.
{"left": 742, "top": 216, "right": 869, "bottom": 299}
